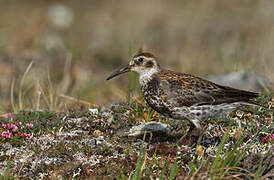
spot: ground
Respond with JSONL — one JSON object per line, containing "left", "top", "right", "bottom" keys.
{"left": 0, "top": 94, "right": 273, "bottom": 179}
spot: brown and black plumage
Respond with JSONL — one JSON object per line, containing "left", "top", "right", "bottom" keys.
{"left": 106, "top": 52, "right": 259, "bottom": 139}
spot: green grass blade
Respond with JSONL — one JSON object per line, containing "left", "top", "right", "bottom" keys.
{"left": 168, "top": 158, "right": 178, "bottom": 180}
{"left": 131, "top": 147, "right": 145, "bottom": 180}
{"left": 221, "top": 136, "right": 245, "bottom": 168}
{"left": 159, "top": 162, "right": 168, "bottom": 180}
{"left": 254, "top": 157, "right": 263, "bottom": 180}
{"left": 232, "top": 144, "right": 251, "bottom": 167}
{"left": 1, "top": 160, "right": 14, "bottom": 180}
{"left": 210, "top": 130, "right": 229, "bottom": 174}
{"left": 188, "top": 161, "right": 196, "bottom": 178}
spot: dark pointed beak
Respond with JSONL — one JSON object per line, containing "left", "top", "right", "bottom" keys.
{"left": 106, "top": 64, "right": 131, "bottom": 80}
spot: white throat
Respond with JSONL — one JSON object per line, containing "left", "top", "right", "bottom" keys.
{"left": 139, "top": 68, "right": 159, "bottom": 85}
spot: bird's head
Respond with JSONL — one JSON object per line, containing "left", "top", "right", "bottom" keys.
{"left": 106, "top": 52, "right": 160, "bottom": 80}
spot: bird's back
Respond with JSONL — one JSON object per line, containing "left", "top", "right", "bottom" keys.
{"left": 140, "top": 69, "right": 259, "bottom": 120}
{"left": 155, "top": 69, "right": 259, "bottom": 107}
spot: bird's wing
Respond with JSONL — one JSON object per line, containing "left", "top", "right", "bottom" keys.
{"left": 158, "top": 70, "right": 259, "bottom": 107}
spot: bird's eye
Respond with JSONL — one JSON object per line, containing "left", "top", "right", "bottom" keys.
{"left": 138, "top": 57, "right": 144, "bottom": 63}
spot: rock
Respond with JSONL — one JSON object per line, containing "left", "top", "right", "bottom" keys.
{"left": 120, "top": 121, "right": 170, "bottom": 138}
{"left": 207, "top": 71, "right": 270, "bottom": 92}
{"left": 89, "top": 108, "right": 99, "bottom": 115}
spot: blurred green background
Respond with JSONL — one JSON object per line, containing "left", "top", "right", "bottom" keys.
{"left": 0, "top": 0, "right": 274, "bottom": 112}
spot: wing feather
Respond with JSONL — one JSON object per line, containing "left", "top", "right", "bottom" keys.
{"left": 157, "top": 70, "right": 259, "bottom": 107}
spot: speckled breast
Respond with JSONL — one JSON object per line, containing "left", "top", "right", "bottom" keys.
{"left": 141, "top": 77, "right": 172, "bottom": 117}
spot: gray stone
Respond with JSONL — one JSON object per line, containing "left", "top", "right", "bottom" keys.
{"left": 121, "top": 121, "right": 170, "bottom": 137}
{"left": 207, "top": 71, "right": 270, "bottom": 92}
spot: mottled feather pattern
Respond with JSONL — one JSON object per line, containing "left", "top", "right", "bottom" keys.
{"left": 155, "top": 70, "right": 258, "bottom": 107}
{"left": 141, "top": 69, "right": 259, "bottom": 128}
{"left": 107, "top": 52, "right": 260, "bottom": 129}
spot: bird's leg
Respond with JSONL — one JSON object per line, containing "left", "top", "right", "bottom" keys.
{"left": 177, "top": 122, "right": 196, "bottom": 144}
{"left": 189, "top": 120, "right": 205, "bottom": 145}
{"left": 196, "top": 127, "right": 206, "bottom": 146}
{"left": 177, "top": 119, "right": 206, "bottom": 146}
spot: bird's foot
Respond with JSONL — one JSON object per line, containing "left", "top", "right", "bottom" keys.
{"left": 177, "top": 127, "right": 204, "bottom": 146}
{"left": 196, "top": 128, "right": 206, "bottom": 146}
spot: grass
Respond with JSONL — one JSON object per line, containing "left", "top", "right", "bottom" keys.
{"left": 131, "top": 146, "right": 146, "bottom": 180}
{"left": 10, "top": 60, "right": 58, "bottom": 113}
{"left": 128, "top": 129, "right": 271, "bottom": 180}
{"left": 0, "top": 96, "right": 273, "bottom": 179}
{"left": 0, "top": 160, "right": 14, "bottom": 180}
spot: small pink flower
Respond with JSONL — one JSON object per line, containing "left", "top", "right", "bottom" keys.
{"left": 24, "top": 133, "right": 30, "bottom": 140}
{"left": 18, "top": 131, "right": 23, "bottom": 137}
{"left": 1, "top": 131, "right": 12, "bottom": 139}
{"left": 12, "top": 125, "right": 18, "bottom": 132}
{"left": 1, "top": 124, "right": 7, "bottom": 129}
{"left": 7, "top": 124, "right": 11, "bottom": 128}
{"left": 26, "top": 123, "right": 33, "bottom": 129}
{"left": 270, "top": 134, "right": 274, "bottom": 140}
{"left": 11, "top": 123, "right": 17, "bottom": 129}
{"left": 263, "top": 137, "right": 268, "bottom": 141}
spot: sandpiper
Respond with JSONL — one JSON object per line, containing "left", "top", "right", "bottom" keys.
{"left": 106, "top": 52, "right": 259, "bottom": 142}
